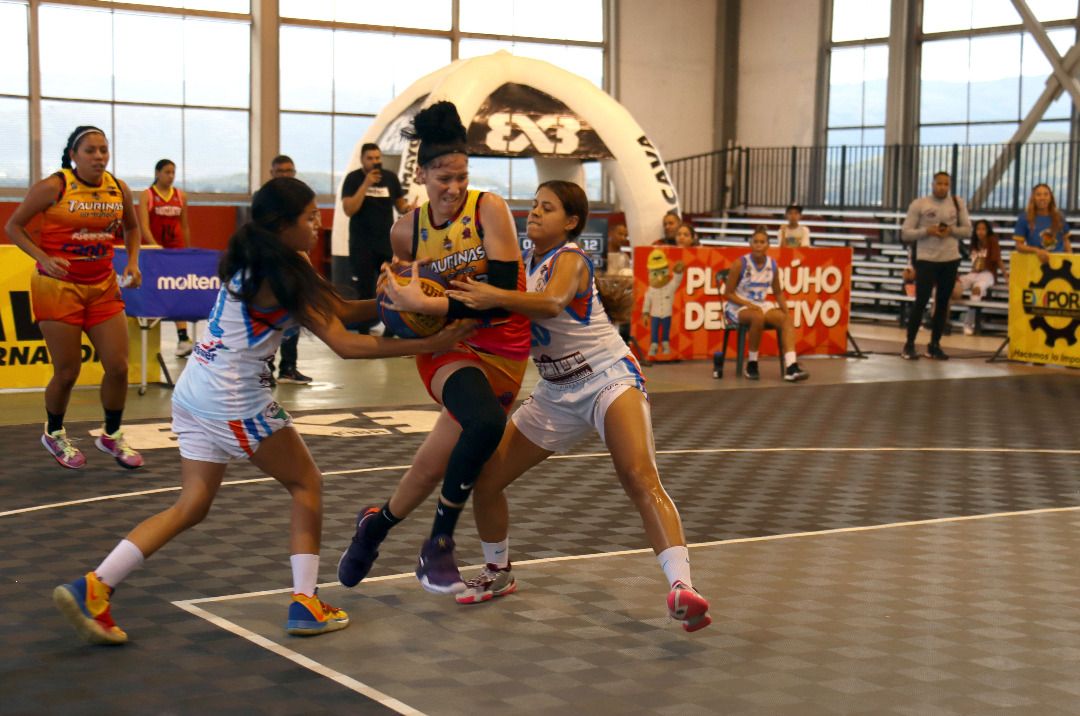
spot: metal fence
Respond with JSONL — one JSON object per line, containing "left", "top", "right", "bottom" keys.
{"left": 666, "top": 141, "right": 1080, "bottom": 215}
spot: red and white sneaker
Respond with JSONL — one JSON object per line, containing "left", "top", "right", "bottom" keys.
{"left": 668, "top": 581, "right": 711, "bottom": 632}
{"left": 456, "top": 564, "right": 516, "bottom": 605}
{"left": 95, "top": 429, "right": 144, "bottom": 469}
{"left": 42, "top": 426, "right": 86, "bottom": 469}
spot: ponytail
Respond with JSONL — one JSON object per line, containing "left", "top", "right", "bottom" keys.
{"left": 219, "top": 177, "right": 339, "bottom": 330}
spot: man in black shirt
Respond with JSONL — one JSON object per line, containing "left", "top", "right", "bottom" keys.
{"left": 341, "top": 143, "right": 412, "bottom": 334}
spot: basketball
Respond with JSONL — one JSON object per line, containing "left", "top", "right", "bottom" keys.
{"left": 377, "top": 264, "right": 449, "bottom": 339}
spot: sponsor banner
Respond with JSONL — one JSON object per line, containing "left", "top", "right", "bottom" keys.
{"left": 112, "top": 247, "right": 221, "bottom": 320}
{"left": 1008, "top": 253, "right": 1080, "bottom": 368}
{"left": 0, "top": 246, "right": 158, "bottom": 389}
{"left": 467, "top": 83, "right": 612, "bottom": 159}
{"left": 631, "top": 246, "right": 852, "bottom": 359}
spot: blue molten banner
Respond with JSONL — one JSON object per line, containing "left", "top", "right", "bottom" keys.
{"left": 113, "top": 248, "right": 221, "bottom": 321}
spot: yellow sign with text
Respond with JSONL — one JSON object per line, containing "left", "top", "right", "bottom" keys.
{"left": 0, "top": 246, "right": 158, "bottom": 389}
{"left": 1008, "top": 253, "right": 1080, "bottom": 367}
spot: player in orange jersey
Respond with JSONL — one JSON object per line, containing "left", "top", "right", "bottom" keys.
{"left": 4, "top": 126, "right": 144, "bottom": 470}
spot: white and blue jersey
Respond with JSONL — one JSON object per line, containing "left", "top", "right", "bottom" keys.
{"left": 173, "top": 272, "right": 298, "bottom": 421}
{"left": 525, "top": 242, "right": 630, "bottom": 385}
{"left": 725, "top": 253, "right": 778, "bottom": 322}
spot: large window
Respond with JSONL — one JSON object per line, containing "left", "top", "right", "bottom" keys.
{"left": 37, "top": 3, "right": 251, "bottom": 192}
{"left": 919, "top": 0, "right": 1079, "bottom": 145}
{"left": 0, "top": 1, "right": 29, "bottom": 188}
{"left": 3, "top": 1, "right": 607, "bottom": 198}
{"left": 825, "top": 0, "right": 890, "bottom": 146}
{"left": 278, "top": 25, "right": 450, "bottom": 194}
{"left": 280, "top": 0, "right": 606, "bottom": 199}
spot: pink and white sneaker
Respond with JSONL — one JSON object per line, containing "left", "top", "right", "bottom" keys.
{"left": 95, "top": 429, "right": 144, "bottom": 469}
{"left": 668, "top": 581, "right": 711, "bottom": 632}
{"left": 42, "top": 427, "right": 86, "bottom": 469}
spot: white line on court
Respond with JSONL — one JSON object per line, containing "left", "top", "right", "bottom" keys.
{"left": 172, "top": 601, "right": 426, "bottom": 716}
{"left": 4, "top": 446, "right": 1077, "bottom": 519}
{"left": 174, "top": 502, "right": 1080, "bottom": 715}
{"left": 181, "top": 501, "right": 1080, "bottom": 606}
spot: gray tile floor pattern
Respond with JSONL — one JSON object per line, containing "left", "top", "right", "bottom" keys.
{"left": 201, "top": 507, "right": 1080, "bottom": 716}
{"left": 1, "top": 373, "right": 1078, "bottom": 714}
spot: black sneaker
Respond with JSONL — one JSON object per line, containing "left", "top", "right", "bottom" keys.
{"left": 338, "top": 506, "right": 384, "bottom": 588}
{"left": 743, "top": 360, "right": 760, "bottom": 380}
{"left": 901, "top": 343, "right": 919, "bottom": 360}
{"left": 278, "top": 368, "right": 313, "bottom": 384}
{"left": 784, "top": 363, "right": 809, "bottom": 382}
{"left": 415, "top": 535, "right": 465, "bottom": 594}
{"left": 926, "top": 343, "right": 949, "bottom": 361}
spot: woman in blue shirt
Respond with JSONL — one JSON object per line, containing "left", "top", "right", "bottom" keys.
{"left": 1014, "top": 184, "right": 1072, "bottom": 263}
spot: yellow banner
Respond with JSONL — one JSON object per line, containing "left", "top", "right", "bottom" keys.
{"left": 1008, "top": 253, "right": 1080, "bottom": 368}
{"left": 0, "top": 246, "right": 159, "bottom": 389}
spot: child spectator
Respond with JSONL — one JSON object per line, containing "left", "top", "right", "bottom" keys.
{"left": 952, "top": 219, "right": 1003, "bottom": 335}
{"left": 778, "top": 204, "right": 810, "bottom": 247}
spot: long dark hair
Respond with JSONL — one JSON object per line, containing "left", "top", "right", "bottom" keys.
{"left": 971, "top": 219, "right": 995, "bottom": 253}
{"left": 220, "top": 177, "right": 337, "bottom": 329}
{"left": 403, "top": 101, "right": 468, "bottom": 167}
{"left": 61, "top": 125, "right": 106, "bottom": 169}
{"left": 537, "top": 180, "right": 589, "bottom": 240}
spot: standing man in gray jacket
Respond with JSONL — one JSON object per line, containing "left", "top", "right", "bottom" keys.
{"left": 900, "top": 171, "right": 971, "bottom": 360}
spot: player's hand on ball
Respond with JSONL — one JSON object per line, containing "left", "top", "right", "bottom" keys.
{"left": 381, "top": 261, "right": 428, "bottom": 312}
{"left": 428, "top": 319, "right": 475, "bottom": 351}
{"left": 446, "top": 277, "right": 500, "bottom": 310}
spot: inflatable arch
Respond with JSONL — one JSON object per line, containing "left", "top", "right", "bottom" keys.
{"left": 331, "top": 52, "right": 680, "bottom": 283}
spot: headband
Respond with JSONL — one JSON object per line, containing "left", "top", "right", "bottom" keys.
{"left": 71, "top": 127, "right": 106, "bottom": 148}
{"left": 418, "top": 141, "right": 468, "bottom": 167}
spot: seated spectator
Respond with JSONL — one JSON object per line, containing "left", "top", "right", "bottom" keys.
{"left": 653, "top": 210, "right": 680, "bottom": 246}
{"left": 951, "top": 219, "right": 1003, "bottom": 335}
{"left": 605, "top": 220, "right": 631, "bottom": 275}
{"left": 675, "top": 222, "right": 699, "bottom": 247}
{"left": 778, "top": 204, "right": 810, "bottom": 247}
{"left": 722, "top": 225, "right": 809, "bottom": 382}
{"left": 1013, "top": 183, "right": 1073, "bottom": 263}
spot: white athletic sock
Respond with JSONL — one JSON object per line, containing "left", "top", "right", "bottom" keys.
{"left": 657, "top": 546, "right": 692, "bottom": 588}
{"left": 785, "top": 351, "right": 797, "bottom": 366}
{"left": 94, "top": 539, "right": 145, "bottom": 589}
{"left": 482, "top": 539, "right": 510, "bottom": 569}
{"left": 290, "top": 553, "right": 319, "bottom": 597}
{"left": 748, "top": 351, "right": 759, "bottom": 362}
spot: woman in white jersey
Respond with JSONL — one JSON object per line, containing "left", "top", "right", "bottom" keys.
{"left": 444, "top": 181, "right": 712, "bottom": 632}
{"left": 53, "top": 177, "right": 470, "bottom": 645}
{"left": 724, "top": 225, "right": 809, "bottom": 382}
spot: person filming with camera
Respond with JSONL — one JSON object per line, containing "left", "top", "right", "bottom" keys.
{"left": 341, "top": 143, "right": 415, "bottom": 334}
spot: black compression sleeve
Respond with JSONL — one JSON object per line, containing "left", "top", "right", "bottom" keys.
{"left": 445, "top": 258, "right": 519, "bottom": 319}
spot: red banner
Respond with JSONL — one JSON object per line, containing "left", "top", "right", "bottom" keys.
{"left": 631, "top": 246, "right": 852, "bottom": 359}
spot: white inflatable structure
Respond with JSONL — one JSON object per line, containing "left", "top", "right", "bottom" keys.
{"left": 331, "top": 52, "right": 679, "bottom": 276}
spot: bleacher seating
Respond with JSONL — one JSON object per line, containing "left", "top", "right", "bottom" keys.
{"left": 687, "top": 207, "right": 1075, "bottom": 335}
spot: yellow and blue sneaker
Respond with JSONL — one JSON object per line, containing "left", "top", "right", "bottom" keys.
{"left": 285, "top": 590, "right": 349, "bottom": 636}
{"left": 53, "top": 571, "right": 128, "bottom": 645}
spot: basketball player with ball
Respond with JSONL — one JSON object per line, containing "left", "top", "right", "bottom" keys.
{"left": 339, "top": 101, "right": 531, "bottom": 594}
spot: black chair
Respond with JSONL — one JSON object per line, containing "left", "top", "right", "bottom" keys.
{"left": 712, "top": 316, "right": 785, "bottom": 379}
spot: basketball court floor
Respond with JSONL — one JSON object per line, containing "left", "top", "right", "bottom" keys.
{"left": 2, "top": 326, "right": 1078, "bottom": 715}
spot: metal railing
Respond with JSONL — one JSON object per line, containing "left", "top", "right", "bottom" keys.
{"left": 666, "top": 141, "right": 1080, "bottom": 215}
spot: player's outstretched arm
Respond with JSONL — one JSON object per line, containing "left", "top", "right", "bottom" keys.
{"left": 446, "top": 251, "right": 586, "bottom": 319}
{"left": 306, "top": 307, "right": 473, "bottom": 360}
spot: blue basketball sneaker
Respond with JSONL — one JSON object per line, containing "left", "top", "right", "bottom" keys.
{"left": 338, "top": 506, "right": 384, "bottom": 588}
{"left": 285, "top": 589, "right": 349, "bottom": 636}
{"left": 53, "top": 571, "right": 127, "bottom": 645}
{"left": 416, "top": 535, "right": 465, "bottom": 594}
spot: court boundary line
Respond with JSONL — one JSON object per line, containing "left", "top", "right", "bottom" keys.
{"left": 172, "top": 502, "right": 1080, "bottom": 715}
{"left": 178, "top": 502, "right": 1080, "bottom": 606}
{"left": 4, "top": 446, "right": 1077, "bottom": 519}
{"left": 172, "top": 600, "right": 426, "bottom": 716}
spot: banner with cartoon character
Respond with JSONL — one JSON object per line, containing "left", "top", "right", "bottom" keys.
{"left": 1008, "top": 254, "right": 1080, "bottom": 368}
{"left": 631, "top": 246, "right": 852, "bottom": 360}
